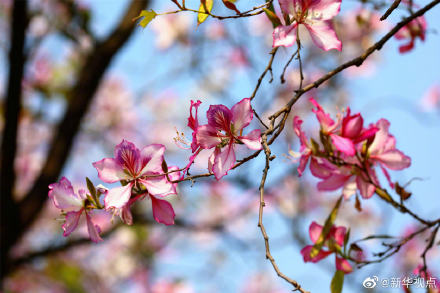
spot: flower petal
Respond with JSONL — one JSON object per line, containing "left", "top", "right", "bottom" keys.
{"left": 331, "top": 226, "right": 346, "bottom": 246}
{"left": 150, "top": 195, "right": 175, "bottom": 225}
{"left": 139, "top": 176, "right": 177, "bottom": 197}
{"left": 62, "top": 210, "right": 82, "bottom": 237}
{"left": 317, "top": 173, "right": 351, "bottom": 191}
{"left": 373, "top": 149, "right": 411, "bottom": 170}
{"left": 86, "top": 212, "right": 103, "bottom": 243}
{"left": 213, "top": 144, "right": 236, "bottom": 180}
{"left": 93, "top": 158, "right": 128, "bottom": 183}
{"left": 330, "top": 134, "right": 356, "bottom": 156}
{"left": 196, "top": 124, "right": 221, "bottom": 149}
{"left": 207, "top": 104, "right": 232, "bottom": 131}
{"left": 335, "top": 256, "right": 353, "bottom": 274}
{"left": 356, "top": 175, "right": 375, "bottom": 199}
{"left": 114, "top": 140, "right": 141, "bottom": 175}
{"left": 104, "top": 183, "right": 133, "bottom": 209}
{"left": 304, "top": 20, "right": 342, "bottom": 51}
{"left": 309, "top": 0, "right": 342, "bottom": 20}
{"left": 139, "top": 144, "right": 166, "bottom": 175}
{"left": 231, "top": 98, "right": 253, "bottom": 131}
{"left": 239, "top": 129, "right": 262, "bottom": 150}
{"left": 48, "top": 177, "right": 83, "bottom": 211}
{"left": 273, "top": 24, "right": 298, "bottom": 47}
{"left": 300, "top": 245, "right": 332, "bottom": 263}
{"left": 309, "top": 221, "right": 323, "bottom": 243}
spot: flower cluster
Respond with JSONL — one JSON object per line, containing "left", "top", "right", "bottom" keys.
{"left": 292, "top": 98, "right": 411, "bottom": 199}
{"left": 49, "top": 98, "right": 262, "bottom": 241}
{"left": 49, "top": 140, "right": 179, "bottom": 241}
{"left": 301, "top": 221, "right": 353, "bottom": 273}
{"left": 272, "top": 0, "right": 342, "bottom": 51}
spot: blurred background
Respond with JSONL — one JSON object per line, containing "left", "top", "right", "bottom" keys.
{"left": 1, "top": 0, "right": 439, "bottom": 292}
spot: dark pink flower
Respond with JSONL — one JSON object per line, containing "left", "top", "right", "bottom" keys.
{"left": 196, "top": 98, "right": 262, "bottom": 180}
{"left": 300, "top": 221, "right": 352, "bottom": 273}
{"left": 394, "top": 16, "right": 427, "bottom": 53}
{"left": 273, "top": 0, "right": 342, "bottom": 51}
{"left": 93, "top": 140, "right": 178, "bottom": 225}
{"left": 48, "top": 177, "right": 103, "bottom": 242}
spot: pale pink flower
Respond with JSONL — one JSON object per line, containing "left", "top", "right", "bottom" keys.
{"left": 300, "top": 221, "right": 353, "bottom": 273}
{"left": 292, "top": 116, "right": 313, "bottom": 176}
{"left": 48, "top": 177, "right": 103, "bottom": 242}
{"left": 394, "top": 16, "right": 427, "bottom": 53}
{"left": 93, "top": 140, "right": 179, "bottom": 225}
{"left": 273, "top": 0, "right": 342, "bottom": 51}
{"left": 196, "top": 98, "right": 262, "bottom": 180}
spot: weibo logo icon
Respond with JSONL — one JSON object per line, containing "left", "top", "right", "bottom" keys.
{"left": 363, "top": 276, "right": 379, "bottom": 289}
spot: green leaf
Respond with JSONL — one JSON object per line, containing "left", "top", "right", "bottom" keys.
{"left": 331, "top": 270, "right": 345, "bottom": 293}
{"left": 263, "top": 8, "right": 281, "bottom": 28}
{"left": 197, "top": 0, "right": 214, "bottom": 26}
{"left": 134, "top": 9, "right": 157, "bottom": 28}
{"left": 310, "top": 196, "right": 343, "bottom": 258}
{"left": 86, "top": 177, "right": 96, "bottom": 197}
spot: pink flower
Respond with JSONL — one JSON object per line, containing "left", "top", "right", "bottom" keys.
{"left": 292, "top": 116, "right": 313, "bottom": 176}
{"left": 394, "top": 16, "right": 427, "bottom": 53}
{"left": 48, "top": 177, "right": 103, "bottom": 242}
{"left": 367, "top": 119, "right": 411, "bottom": 187}
{"left": 310, "top": 98, "right": 377, "bottom": 156}
{"left": 93, "top": 140, "right": 178, "bottom": 225}
{"left": 300, "top": 221, "right": 352, "bottom": 273}
{"left": 196, "top": 98, "right": 262, "bottom": 180}
{"left": 273, "top": 0, "right": 342, "bottom": 51}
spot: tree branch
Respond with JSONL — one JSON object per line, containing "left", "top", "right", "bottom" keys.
{"left": 1, "top": 0, "right": 149, "bottom": 278}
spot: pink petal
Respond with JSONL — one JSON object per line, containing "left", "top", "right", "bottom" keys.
{"left": 293, "top": 116, "right": 308, "bottom": 147}
{"left": 309, "top": 0, "right": 342, "bottom": 20}
{"left": 369, "top": 119, "right": 390, "bottom": 155}
{"left": 297, "top": 151, "right": 311, "bottom": 177}
{"left": 304, "top": 20, "right": 342, "bottom": 51}
{"left": 310, "top": 157, "right": 334, "bottom": 179}
{"left": 213, "top": 143, "right": 236, "bottom": 180}
{"left": 62, "top": 210, "right": 82, "bottom": 237}
{"left": 239, "top": 129, "right": 262, "bottom": 150}
{"left": 48, "top": 177, "right": 83, "bottom": 211}
{"left": 93, "top": 158, "right": 128, "bottom": 183}
{"left": 335, "top": 256, "right": 353, "bottom": 274}
{"left": 331, "top": 134, "right": 356, "bottom": 156}
{"left": 196, "top": 124, "right": 221, "bottom": 149}
{"left": 150, "top": 195, "right": 175, "bottom": 225}
{"left": 272, "top": 24, "right": 298, "bottom": 47}
{"left": 104, "top": 183, "right": 133, "bottom": 209}
{"left": 317, "top": 173, "right": 351, "bottom": 191}
{"left": 309, "top": 221, "right": 323, "bottom": 243}
{"left": 341, "top": 112, "right": 363, "bottom": 138}
{"left": 310, "top": 98, "right": 336, "bottom": 131}
{"left": 139, "top": 144, "right": 165, "bottom": 175}
{"left": 207, "top": 104, "right": 232, "bottom": 131}
{"left": 342, "top": 178, "right": 357, "bottom": 199}
{"left": 187, "top": 100, "right": 202, "bottom": 130}
{"left": 139, "top": 176, "right": 176, "bottom": 197}
{"left": 114, "top": 140, "right": 141, "bottom": 175}
{"left": 356, "top": 175, "right": 375, "bottom": 199}
{"left": 231, "top": 98, "right": 253, "bottom": 131}
{"left": 121, "top": 204, "right": 133, "bottom": 225}
{"left": 300, "top": 245, "right": 332, "bottom": 263}
{"left": 380, "top": 165, "right": 394, "bottom": 189}
{"left": 208, "top": 148, "right": 218, "bottom": 173}
{"left": 373, "top": 149, "right": 411, "bottom": 170}
{"left": 86, "top": 212, "right": 103, "bottom": 243}
{"left": 331, "top": 226, "right": 346, "bottom": 246}
{"left": 279, "top": 0, "right": 294, "bottom": 14}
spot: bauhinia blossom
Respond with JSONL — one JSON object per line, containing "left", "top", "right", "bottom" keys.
{"left": 48, "top": 177, "right": 103, "bottom": 242}
{"left": 196, "top": 98, "right": 262, "bottom": 180}
{"left": 300, "top": 221, "right": 353, "bottom": 273}
{"left": 292, "top": 98, "right": 411, "bottom": 199}
{"left": 394, "top": 16, "right": 427, "bottom": 53}
{"left": 93, "top": 140, "right": 179, "bottom": 225}
{"left": 273, "top": 0, "right": 342, "bottom": 51}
